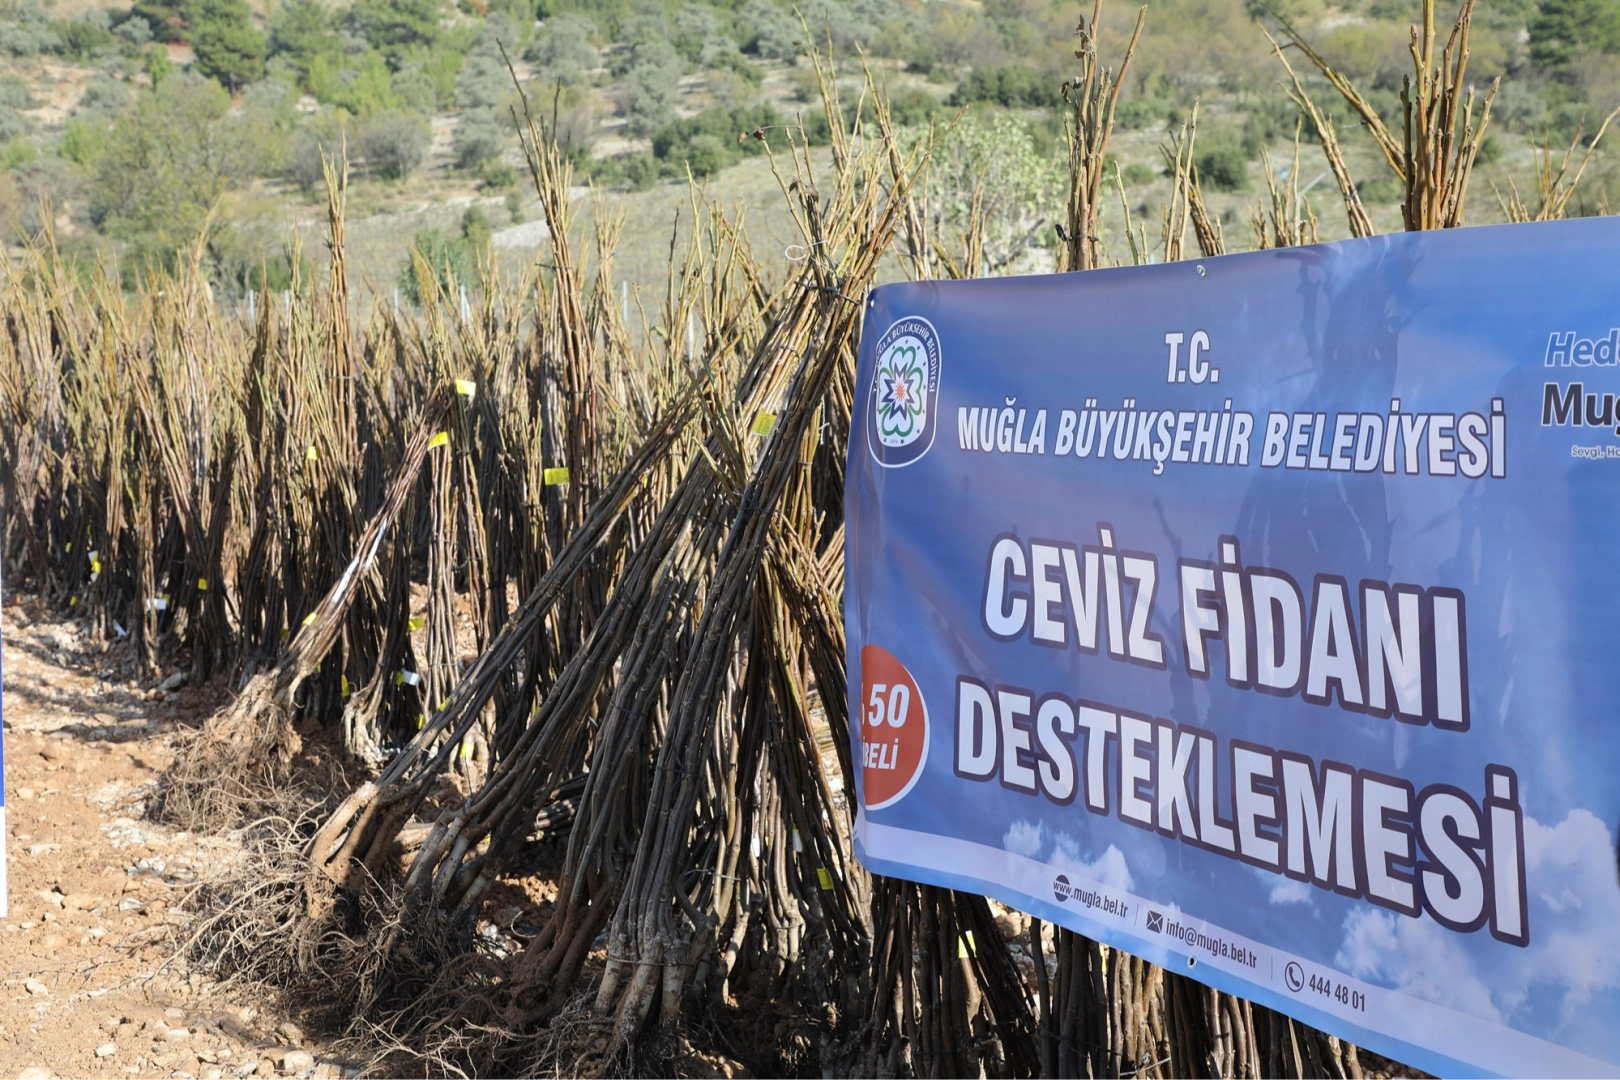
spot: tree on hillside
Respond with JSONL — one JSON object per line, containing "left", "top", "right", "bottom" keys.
{"left": 524, "top": 12, "right": 598, "bottom": 85}
{"left": 452, "top": 14, "right": 518, "bottom": 169}
{"left": 131, "top": 0, "right": 187, "bottom": 42}
{"left": 358, "top": 110, "right": 430, "bottom": 179}
{"left": 267, "top": 0, "right": 336, "bottom": 83}
{"left": 89, "top": 74, "right": 264, "bottom": 270}
{"left": 345, "top": 0, "right": 442, "bottom": 61}
{"left": 128, "top": 0, "right": 264, "bottom": 89}
{"left": 189, "top": 0, "right": 265, "bottom": 90}
{"left": 615, "top": 14, "right": 683, "bottom": 135}
{"left": 1530, "top": 0, "right": 1620, "bottom": 67}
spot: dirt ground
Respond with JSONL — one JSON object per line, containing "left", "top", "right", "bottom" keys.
{"left": 0, "top": 594, "right": 349, "bottom": 1080}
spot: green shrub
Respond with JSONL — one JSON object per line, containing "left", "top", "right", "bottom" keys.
{"left": 89, "top": 74, "right": 263, "bottom": 269}
{"left": 0, "top": 77, "right": 35, "bottom": 143}
{"left": 54, "top": 15, "right": 115, "bottom": 60}
{"left": 358, "top": 111, "right": 430, "bottom": 180}
{"left": 947, "top": 64, "right": 1059, "bottom": 109}
{"left": 682, "top": 134, "right": 726, "bottom": 177}
{"left": 1196, "top": 145, "right": 1249, "bottom": 192}
{"left": 1358, "top": 175, "right": 1403, "bottom": 204}
{"left": 651, "top": 102, "right": 782, "bottom": 177}
{"left": 479, "top": 159, "right": 518, "bottom": 189}
{"left": 453, "top": 110, "right": 504, "bottom": 170}
{"left": 461, "top": 205, "right": 492, "bottom": 256}
{"left": 624, "top": 151, "right": 657, "bottom": 189}
{"left": 1116, "top": 97, "right": 1168, "bottom": 130}
{"left": 0, "top": 2, "right": 61, "bottom": 56}
{"left": 59, "top": 118, "right": 101, "bottom": 166}
{"left": 399, "top": 228, "right": 473, "bottom": 305}
{"left": 524, "top": 12, "right": 598, "bottom": 85}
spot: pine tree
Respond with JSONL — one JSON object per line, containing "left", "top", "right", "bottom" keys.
{"left": 1529, "top": 0, "right": 1620, "bottom": 67}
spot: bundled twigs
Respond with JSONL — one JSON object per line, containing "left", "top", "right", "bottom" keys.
{"left": 0, "top": 6, "right": 1506, "bottom": 1074}
{"left": 1264, "top": 0, "right": 1500, "bottom": 233}
{"left": 1250, "top": 131, "right": 1322, "bottom": 250}
{"left": 1060, "top": 0, "right": 1146, "bottom": 271}
{"left": 162, "top": 388, "right": 454, "bottom": 829}
{"left": 1159, "top": 100, "right": 1226, "bottom": 261}
{"left": 1495, "top": 105, "right": 1620, "bottom": 221}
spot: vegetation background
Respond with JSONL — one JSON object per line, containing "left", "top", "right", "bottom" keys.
{"left": 1, "top": 0, "right": 1617, "bottom": 297}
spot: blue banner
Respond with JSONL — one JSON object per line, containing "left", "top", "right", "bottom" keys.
{"left": 845, "top": 218, "right": 1620, "bottom": 1078}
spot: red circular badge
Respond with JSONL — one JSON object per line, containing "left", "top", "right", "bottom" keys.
{"left": 859, "top": 644, "right": 930, "bottom": 810}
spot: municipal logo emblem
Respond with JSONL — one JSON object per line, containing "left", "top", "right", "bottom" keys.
{"left": 867, "top": 316, "right": 941, "bottom": 468}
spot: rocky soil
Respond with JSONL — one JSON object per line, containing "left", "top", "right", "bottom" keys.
{"left": 0, "top": 594, "right": 350, "bottom": 1080}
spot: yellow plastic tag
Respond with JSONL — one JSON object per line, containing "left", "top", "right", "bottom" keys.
{"left": 305, "top": 445, "right": 318, "bottom": 461}
{"left": 408, "top": 616, "right": 425, "bottom": 632}
{"left": 416, "top": 715, "right": 426, "bottom": 729}
{"left": 544, "top": 466, "right": 570, "bottom": 486}
{"left": 460, "top": 741, "right": 473, "bottom": 760}
{"left": 341, "top": 675, "right": 351, "bottom": 696}
{"left": 751, "top": 411, "right": 778, "bottom": 436}
{"left": 817, "top": 867, "right": 833, "bottom": 890}
{"left": 280, "top": 627, "right": 290, "bottom": 640}
{"left": 65, "top": 542, "right": 72, "bottom": 553}
{"left": 455, "top": 379, "right": 476, "bottom": 398}
{"left": 90, "top": 559, "right": 101, "bottom": 574}
{"left": 69, "top": 596, "right": 77, "bottom": 606}
{"left": 393, "top": 671, "right": 404, "bottom": 686}
{"left": 303, "top": 612, "right": 316, "bottom": 626}
{"left": 427, "top": 431, "right": 449, "bottom": 450}
{"left": 197, "top": 578, "right": 208, "bottom": 591}
{"left": 958, "top": 930, "right": 976, "bottom": 959}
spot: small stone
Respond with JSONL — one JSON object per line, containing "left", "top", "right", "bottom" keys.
{"left": 164, "top": 1026, "right": 192, "bottom": 1042}
{"left": 24, "top": 980, "right": 47, "bottom": 996}
{"left": 276, "top": 1022, "right": 304, "bottom": 1044}
{"left": 205, "top": 1070, "right": 224, "bottom": 1080}
{"left": 278, "top": 1050, "right": 314, "bottom": 1075}
{"left": 158, "top": 672, "right": 187, "bottom": 692}
{"left": 17, "top": 1068, "right": 52, "bottom": 1080}
{"left": 96, "top": 1043, "right": 117, "bottom": 1058}
{"left": 119, "top": 898, "right": 144, "bottom": 912}
{"left": 63, "top": 893, "right": 99, "bottom": 911}
{"left": 166, "top": 1007, "right": 187, "bottom": 1019}
{"left": 15, "top": 787, "right": 34, "bottom": 799}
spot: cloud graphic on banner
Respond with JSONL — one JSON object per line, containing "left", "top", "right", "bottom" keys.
{"left": 1268, "top": 878, "right": 1312, "bottom": 906}
{"left": 1005, "top": 820, "right": 1044, "bottom": 859}
{"left": 1002, "top": 820, "right": 1133, "bottom": 892}
{"left": 1336, "top": 809, "right": 1620, "bottom": 1039}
